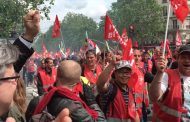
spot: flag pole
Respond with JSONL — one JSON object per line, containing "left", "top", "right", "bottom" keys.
{"left": 162, "top": 3, "right": 171, "bottom": 57}
{"left": 60, "top": 28, "right": 66, "bottom": 53}
{"left": 86, "top": 31, "right": 89, "bottom": 39}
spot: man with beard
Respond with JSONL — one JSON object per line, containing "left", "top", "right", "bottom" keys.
{"left": 36, "top": 57, "right": 57, "bottom": 96}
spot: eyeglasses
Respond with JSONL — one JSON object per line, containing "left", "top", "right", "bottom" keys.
{"left": 134, "top": 55, "right": 141, "bottom": 57}
{"left": 0, "top": 75, "right": 20, "bottom": 81}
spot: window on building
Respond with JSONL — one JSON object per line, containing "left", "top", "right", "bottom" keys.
{"left": 162, "top": 0, "right": 167, "bottom": 3}
{"left": 173, "top": 20, "right": 178, "bottom": 29}
{"left": 163, "top": 6, "right": 168, "bottom": 16}
{"left": 186, "top": 25, "right": 190, "bottom": 29}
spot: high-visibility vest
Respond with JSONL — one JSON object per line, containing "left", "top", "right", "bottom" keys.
{"left": 37, "top": 66, "right": 44, "bottom": 72}
{"left": 83, "top": 64, "right": 102, "bottom": 84}
{"left": 106, "top": 84, "right": 137, "bottom": 122}
{"left": 80, "top": 76, "right": 90, "bottom": 86}
{"left": 152, "top": 69, "right": 188, "bottom": 122}
{"left": 134, "top": 68, "right": 145, "bottom": 117}
{"left": 38, "top": 67, "right": 57, "bottom": 92}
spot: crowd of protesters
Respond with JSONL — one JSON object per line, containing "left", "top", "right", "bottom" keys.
{"left": 0, "top": 10, "right": 190, "bottom": 122}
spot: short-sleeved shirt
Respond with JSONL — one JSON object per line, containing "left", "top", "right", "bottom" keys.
{"left": 161, "top": 72, "right": 190, "bottom": 117}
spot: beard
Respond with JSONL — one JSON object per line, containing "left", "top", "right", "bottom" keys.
{"left": 45, "top": 67, "right": 52, "bottom": 75}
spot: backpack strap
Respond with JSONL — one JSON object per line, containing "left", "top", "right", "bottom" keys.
{"left": 103, "top": 83, "right": 117, "bottom": 116}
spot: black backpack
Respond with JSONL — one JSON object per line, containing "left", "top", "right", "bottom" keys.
{"left": 28, "top": 96, "right": 55, "bottom": 122}
{"left": 96, "top": 84, "right": 117, "bottom": 116}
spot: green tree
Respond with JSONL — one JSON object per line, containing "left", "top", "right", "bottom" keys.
{"left": 35, "top": 12, "right": 97, "bottom": 52}
{"left": 0, "top": 0, "right": 54, "bottom": 38}
{"left": 97, "top": 0, "right": 165, "bottom": 45}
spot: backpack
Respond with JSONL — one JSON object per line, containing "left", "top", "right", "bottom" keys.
{"left": 30, "top": 109, "right": 55, "bottom": 122}
{"left": 29, "top": 96, "right": 55, "bottom": 122}
{"left": 96, "top": 84, "right": 117, "bottom": 116}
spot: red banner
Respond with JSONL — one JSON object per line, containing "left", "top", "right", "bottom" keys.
{"left": 52, "top": 15, "right": 61, "bottom": 38}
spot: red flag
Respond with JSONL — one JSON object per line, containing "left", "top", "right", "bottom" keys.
{"left": 122, "top": 39, "right": 134, "bottom": 65}
{"left": 86, "top": 38, "right": 96, "bottom": 49}
{"left": 104, "top": 15, "right": 121, "bottom": 41}
{"left": 121, "top": 28, "right": 128, "bottom": 41}
{"left": 175, "top": 31, "right": 182, "bottom": 46}
{"left": 170, "top": 0, "right": 189, "bottom": 23}
{"left": 52, "top": 15, "right": 61, "bottom": 38}
{"left": 160, "top": 39, "right": 172, "bottom": 58}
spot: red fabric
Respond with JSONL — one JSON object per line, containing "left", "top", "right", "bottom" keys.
{"left": 84, "top": 64, "right": 102, "bottom": 84}
{"left": 86, "top": 38, "right": 96, "bottom": 49}
{"left": 175, "top": 31, "right": 182, "bottom": 46}
{"left": 104, "top": 15, "right": 122, "bottom": 41}
{"left": 33, "top": 86, "right": 98, "bottom": 119}
{"left": 107, "top": 84, "right": 136, "bottom": 120}
{"left": 122, "top": 39, "right": 135, "bottom": 69}
{"left": 133, "top": 68, "right": 145, "bottom": 117}
{"left": 121, "top": 28, "right": 128, "bottom": 41}
{"left": 52, "top": 15, "right": 61, "bottom": 38}
{"left": 26, "top": 60, "right": 36, "bottom": 72}
{"left": 153, "top": 69, "right": 188, "bottom": 122}
{"left": 170, "top": 0, "right": 189, "bottom": 23}
{"left": 37, "top": 67, "right": 44, "bottom": 72}
{"left": 38, "top": 67, "right": 57, "bottom": 92}
{"left": 160, "top": 39, "right": 172, "bottom": 58}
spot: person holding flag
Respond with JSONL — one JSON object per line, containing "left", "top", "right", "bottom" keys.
{"left": 96, "top": 54, "right": 140, "bottom": 122}
{"left": 150, "top": 44, "right": 190, "bottom": 121}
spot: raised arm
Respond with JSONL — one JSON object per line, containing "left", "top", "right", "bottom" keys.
{"left": 149, "top": 56, "right": 167, "bottom": 102}
{"left": 13, "top": 10, "right": 40, "bottom": 73}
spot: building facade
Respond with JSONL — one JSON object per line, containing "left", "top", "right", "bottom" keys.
{"left": 157, "top": 0, "right": 190, "bottom": 44}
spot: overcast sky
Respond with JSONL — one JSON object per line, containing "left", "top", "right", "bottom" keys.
{"left": 40, "top": 0, "right": 117, "bottom": 33}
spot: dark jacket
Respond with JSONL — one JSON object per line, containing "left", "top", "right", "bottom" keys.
{"left": 26, "top": 91, "right": 106, "bottom": 122}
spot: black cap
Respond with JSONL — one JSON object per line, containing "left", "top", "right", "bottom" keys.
{"left": 178, "top": 44, "right": 190, "bottom": 55}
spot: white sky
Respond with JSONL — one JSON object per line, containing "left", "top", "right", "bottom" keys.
{"left": 40, "top": 0, "right": 117, "bottom": 33}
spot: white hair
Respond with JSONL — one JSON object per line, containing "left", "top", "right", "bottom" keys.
{"left": 0, "top": 43, "right": 20, "bottom": 78}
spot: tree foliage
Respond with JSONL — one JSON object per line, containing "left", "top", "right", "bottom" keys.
{"left": 34, "top": 12, "right": 97, "bottom": 52}
{"left": 97, "top": 0, "right": 165, "bottom": 45}
{"left": 0, "top": 0, "right": 54, "bottom": 38}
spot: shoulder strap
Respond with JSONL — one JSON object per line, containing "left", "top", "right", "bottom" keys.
{"left": 103, "top": 83, "right": 117, "bottom": 116}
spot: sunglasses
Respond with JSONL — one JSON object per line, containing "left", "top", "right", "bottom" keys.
{"left": 0, "top": 75, "right": 20, "bottom": 81}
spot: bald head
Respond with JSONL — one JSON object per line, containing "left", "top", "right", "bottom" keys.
{"left": 57, "top": 60, "right": 81, "bottom": 85}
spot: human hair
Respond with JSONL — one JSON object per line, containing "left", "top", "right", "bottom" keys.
{"left": 45, "top": 57, "right": 53, "bottom": 64}
{"left": 13, "top": 78, "right": 26, "bottom": 114}
{"left": 57, "top": 60, "right": 81, "bottom": 85}
{"left": 86, "top": 49, "right": 96, "bottom": 56}
{"left": 0, "top": 43, "right": 20, "bottom": 78}
{"left": 41, "top": 58, "right": 45, "bottom": 63}
{"left": 143, "top": 51, "right": 150, "bottom": 56}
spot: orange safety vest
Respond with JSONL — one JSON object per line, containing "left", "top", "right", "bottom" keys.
{"left": 152, "top": 69, "right": 188, "bottom": 122}
{"left": 133, "top": 66, "right": 150, "bottom": 117}
{"left": 84, "top": 64, "right": 102, "bottom": 84}
{"left": 38, "top": 67, "right": 57, "bottom": 92}
{"left": 107, "top": 84, "right": 137, "bottom": 121}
